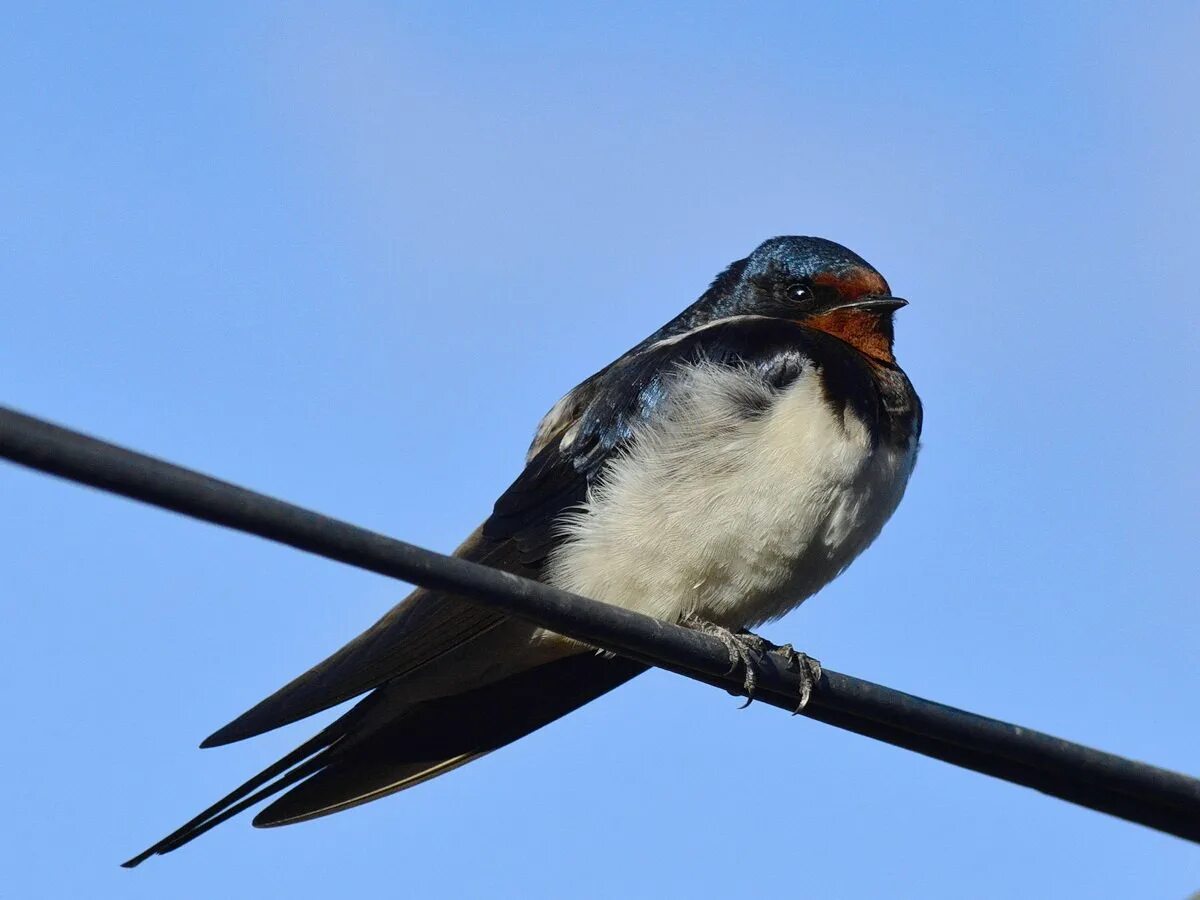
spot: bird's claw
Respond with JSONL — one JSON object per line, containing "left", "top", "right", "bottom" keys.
{"left": 682, "top": 617, "right": 823, "bottom": 712}
{"left": 682, "top": 616, "right": 765, "bottom": 705}
{"left": 772, "top": 642, "right": 823, "bottom": 713}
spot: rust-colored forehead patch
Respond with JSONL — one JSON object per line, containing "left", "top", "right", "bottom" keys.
{"left": 812, "top": 266, "right": 889, "bottom": 299}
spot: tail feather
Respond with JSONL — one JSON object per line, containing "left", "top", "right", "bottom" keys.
{"left": 254, "top": 652, "right": 646, "bottom": 827}
{"left": 124, "top": 653, "right": 645, "bottom": 865}
{"left": 125, "top": 747, "right": 335, "bottom": 867}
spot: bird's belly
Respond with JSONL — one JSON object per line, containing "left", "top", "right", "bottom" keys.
{"left": 544, "top": 365, "right": 917, "bottom": 628}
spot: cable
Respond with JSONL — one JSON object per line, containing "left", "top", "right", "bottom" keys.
{"left": 2, "top": 404, "right": 1198, "bottom": 844}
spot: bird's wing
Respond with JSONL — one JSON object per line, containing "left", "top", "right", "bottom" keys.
{"left": 202, "top": 527, "right": 528, "bottom": 747}
{"left": 252, "top": 652, "right": 646, "bottom": 827}
{"left": 524, "top": 366, "right": 610, "bottom": 462}
{"left": 204, "top": 317, "right": 863, "bottom": 748}
{"left": 124, "top": 653, "right": 646, "bottom": 865}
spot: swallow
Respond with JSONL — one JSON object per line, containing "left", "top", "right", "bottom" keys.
{"left": 124, "top": 235, "right": 921, "bottom": 866}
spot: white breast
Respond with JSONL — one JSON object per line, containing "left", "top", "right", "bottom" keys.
{"left": 543, "top": 361, "right": 917, "bottom": 628}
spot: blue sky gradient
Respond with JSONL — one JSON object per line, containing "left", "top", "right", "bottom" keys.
{"left": 3, "top": 3, "right": 1198, "bottom": 897}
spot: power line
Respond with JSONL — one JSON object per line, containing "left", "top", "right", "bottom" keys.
{"left": 2, "top": 403, "right": 1198, "bottom": 844}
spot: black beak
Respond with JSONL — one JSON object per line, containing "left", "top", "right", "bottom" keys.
{"left": 833, "top": 294, "right": 908, "bottom": 313}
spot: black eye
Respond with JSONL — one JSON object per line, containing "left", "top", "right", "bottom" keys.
{"left": 786, "top": 283, "right": 813, "bottom": 303}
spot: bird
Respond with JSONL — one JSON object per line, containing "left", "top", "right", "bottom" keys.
{"left": 123, "top": 235, "right": 922, "bottom": 866}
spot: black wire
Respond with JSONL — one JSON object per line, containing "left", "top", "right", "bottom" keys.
{"left": 2, "top": 404, "right": 1198, "bottom": 844}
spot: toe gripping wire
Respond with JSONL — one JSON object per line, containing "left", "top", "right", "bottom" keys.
{"left": 681, "top": 617, "right": 821, "bottom": 712}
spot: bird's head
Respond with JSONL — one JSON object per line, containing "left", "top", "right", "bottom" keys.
{"left": 707, "top": 236, "right": 907, "bottom": 363}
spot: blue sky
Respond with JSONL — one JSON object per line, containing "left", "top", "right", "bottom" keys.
{"left": 3, "top": 3, "right": 1198, "bottom": 897}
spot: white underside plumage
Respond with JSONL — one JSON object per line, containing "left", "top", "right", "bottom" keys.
{"left": 543, "top": 360, "right": 917, "bottom": 629}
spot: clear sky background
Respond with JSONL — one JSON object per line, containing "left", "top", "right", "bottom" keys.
{"left": 2, "top": 3, "right": 1197, "bottom": 898}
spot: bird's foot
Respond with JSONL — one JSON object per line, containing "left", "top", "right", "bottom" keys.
{"left": 770, "top": 642, "right": 823, "bottom": 713}
{"left": 682, "top": 617, "right": 823, "bottom": 712}
{"left": 681, "top": 616, "right": 770, "bottom": 708}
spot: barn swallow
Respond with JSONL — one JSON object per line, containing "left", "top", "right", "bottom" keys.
{"left": 124, "top": 235, "right": 921, "bottom": 866}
